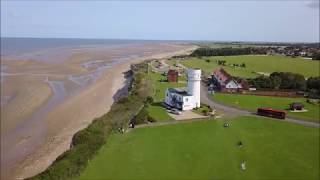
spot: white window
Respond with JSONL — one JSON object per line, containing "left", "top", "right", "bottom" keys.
{"left": 185, "top": 98, "right": 188, "bottom": 102}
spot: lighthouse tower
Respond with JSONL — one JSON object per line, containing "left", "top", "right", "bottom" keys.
{"left": 187, "top": 68, "right": 201, "bottom": 108}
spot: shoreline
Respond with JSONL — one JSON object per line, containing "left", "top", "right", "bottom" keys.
{"left": 11, "top": 45, "right": 197, "bottom": 179}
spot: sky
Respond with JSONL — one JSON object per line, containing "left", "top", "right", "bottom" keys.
{"left": 1, "top": 0, "right": 319, "bottom": 42}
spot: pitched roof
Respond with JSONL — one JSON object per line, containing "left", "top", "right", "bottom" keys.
{"left": 213, "top": 68, "right": 232, "bottom": 84}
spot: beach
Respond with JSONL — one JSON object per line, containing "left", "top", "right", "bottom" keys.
{"left": 0, "top": 41, "right": 197, "bottom": 179}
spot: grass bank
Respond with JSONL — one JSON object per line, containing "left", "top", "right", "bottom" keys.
{"left": 80, "top": 116, "right": 320, "bottom": 180}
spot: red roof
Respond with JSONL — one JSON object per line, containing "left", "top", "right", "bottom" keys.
{"left": 168, "top": 69, "right": 178, "bottom": 75}
{"left": 213, "top": 68, "right": 232, "bottom": 84}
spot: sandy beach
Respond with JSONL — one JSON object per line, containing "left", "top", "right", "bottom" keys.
{"left": 1, "top": 43, "right": 197, "bottom": 180}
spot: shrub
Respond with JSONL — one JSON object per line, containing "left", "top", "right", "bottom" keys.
{"left": 202, "top": 109, "right": 209, "bottom": 116}
{"left": 147, "top": 115, "right": 156, "bottom": 123}
{"left": 145, "top": 96, "right": 154, "bottom": 104}
{"left": 134, "top": 107, "right": 149, "bottom": 124}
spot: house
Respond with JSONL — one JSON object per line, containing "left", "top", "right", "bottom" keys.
{"left": 165, "top": 69, "right": 201, "bottom": 110}
{"left": 167, "top": 69, "right": 179, "bottom": 82}
{"left": 212, "top": 68, "right": 242, "bottom": 92}
{"left": 290, "top": 102, "right": 304, "bottom": 111}
{"left": 165, "top": 88, "right": 197, "bottom": 110}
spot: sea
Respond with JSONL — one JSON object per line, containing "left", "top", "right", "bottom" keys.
{"left": 1, "top": 37, "right": 183, "bottom": 59}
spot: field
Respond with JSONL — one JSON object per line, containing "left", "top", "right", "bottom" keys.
{"left": 174, "top": 55, "right": 319, "bottom": 78}
{"left": 146, "top": 71, "right": 186, "bottom": 121}
{"left": 80, "top": 116, "right": 320, "bottom": 180}
{"left": 213, "top": 93, "right": 320, "bottom": 122}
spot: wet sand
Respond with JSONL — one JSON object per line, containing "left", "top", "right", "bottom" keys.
{"left": 1, "top": 43, "right": 197, "bottom": 179}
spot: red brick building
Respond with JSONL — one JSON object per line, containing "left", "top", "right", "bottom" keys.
{"left": 167, "top": 69, "right": 178, "bottom": 82}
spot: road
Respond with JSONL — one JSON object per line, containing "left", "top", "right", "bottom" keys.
{"left": 200, "top": 84, "right": 320, "bottom": 128}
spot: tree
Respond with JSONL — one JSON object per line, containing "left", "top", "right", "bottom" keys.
{"left": 307, "top": 77, "right": 320, "bottom": 98}
{"left": 271, "top": 76, "right": 282, "bottom": 89}
{"left": 312, "top": 52, "right": 320, "bottom": 60}
{"left": 218, "top": 60, "right": 227, "bottom": 66}
{"left": 307, "top": 77, "right": 320, "bottom": 90}
{"left": 269, "top": 72, "right": 306, "bottom": 90}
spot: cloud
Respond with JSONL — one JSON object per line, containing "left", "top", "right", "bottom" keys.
{"left": 306, "top": 0, "right": 320, "bottom": 9}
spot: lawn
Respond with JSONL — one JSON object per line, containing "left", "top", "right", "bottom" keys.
{"left": 213, "top": 93, "right": 320, "bottom": 122}
{"left": 145, "top": 71, "right": 186, "bottom": 121}
{"left": 147, "top": 71, "right": 186, "bottom": 101}
{"left": 80, "top": 116, "right": 320, "bottom": 180}
{"left": 176, "top": 55, "right": 319, "bottom": 78}
{"left": 146, "top": 103, "right": 173, "bottom": 121}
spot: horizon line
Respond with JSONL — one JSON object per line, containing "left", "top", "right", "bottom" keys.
{"left": 1, "top": 36, "right": 319, "bottom": 44}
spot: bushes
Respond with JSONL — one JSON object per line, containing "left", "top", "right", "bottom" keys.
{"left": 248, "top": 72, "right": 307, "bottom": 91}
{"left": 133, "top": 104, "right": 157, "bottom": 124}
{"left": 307, "top": 77, "right": 320, "bottom": 90}
{"left": 28, "top": 62, "right": 151, "bottom": 180}
{"left": 202, "top": 109, "right": 209, "bottom": 116}
{"left": 193, "top": 104, "right": 212, "bottom": 116}
{"left": 134, "top": 107, "right": 149, "bottom": 124}
{"left": 307, "top": 77, "right": 320, "bottom": 99}
{"left": 312, "top": 52, "right": 320, "bottom": 60}
{"left": 145, "top": 96, "right": 154, "bottom": 104}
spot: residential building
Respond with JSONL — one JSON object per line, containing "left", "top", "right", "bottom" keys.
{"left": 212, "top": 68, "right": 242, "bottom": 92}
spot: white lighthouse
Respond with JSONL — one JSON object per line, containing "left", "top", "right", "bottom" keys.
{"left": 165, "top": 68, "right": 201, "bottom": 111}
{"left": 187, "top": 68, "right": 201, "bottom": 108}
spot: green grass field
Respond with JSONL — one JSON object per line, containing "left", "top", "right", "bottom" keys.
{"left": 147, "top": 103, "right": 173, "bottom": 121}
{"left": 145, "top": 71, "right": 186, "bottom": 121}
{"left": 80, "top": 116, "right": 320, "bottom": 180}
{"left": 176, "top": 55, "right": 319, "bottom": 78}
{"left": 213, "top": 93, "right": 320, "bottom": 122}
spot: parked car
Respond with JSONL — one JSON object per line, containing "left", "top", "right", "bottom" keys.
{"left": 170, "top": 109, "right": 181, "bottom": 115}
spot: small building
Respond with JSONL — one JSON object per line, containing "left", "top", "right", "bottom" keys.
{"left": 290, "top": 102, "right": 304, "bottom": 111}
{"left": 165, "top": 88, "right": 196, "bottom": 110}
{"left": 167, "top": 69, "right": 179, "bottom": 82}
{"left": 165, "top": 69, "right": 201, "bottom": 110}
{"left": 212, "top": 68, "right": 242, "bottom": 92}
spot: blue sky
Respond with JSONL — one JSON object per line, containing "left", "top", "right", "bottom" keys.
{"left": 1, "top": 0, "right": 319, "bottom": 42}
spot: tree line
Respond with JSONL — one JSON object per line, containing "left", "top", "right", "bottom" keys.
{"left": 191, "top": 47, "right": 266, "bottom": 57}
{"left": 247, "top": 72, "right": 320, "bottom": 98}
